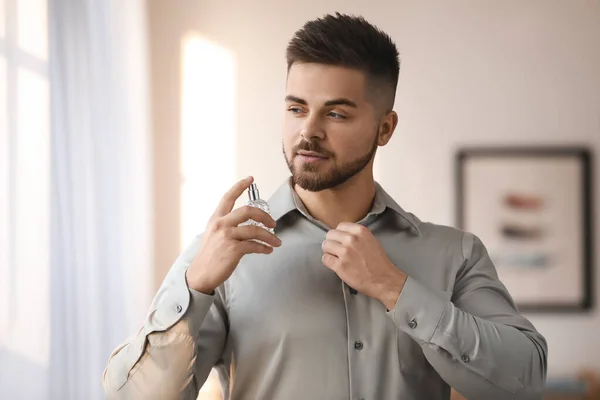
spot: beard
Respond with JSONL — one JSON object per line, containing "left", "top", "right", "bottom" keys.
{"left": 283, "top": 132, "right": 379, "bottom": 192}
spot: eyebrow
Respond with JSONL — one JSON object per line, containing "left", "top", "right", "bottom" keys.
{"left": 285, "top": 95, "right": 358, "bottom": 108}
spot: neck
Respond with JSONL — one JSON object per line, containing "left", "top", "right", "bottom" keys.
{"left": 294, "top": 170, "right": 377, "bottom": 229}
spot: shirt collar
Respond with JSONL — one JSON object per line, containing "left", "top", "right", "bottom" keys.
{"left": 268, "top": 177, "right": 421, "bottom": 236}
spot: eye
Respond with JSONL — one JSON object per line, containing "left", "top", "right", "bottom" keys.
{"left": 288, "top": 106, "right": 304, "bottom": 114}
{"left": 328, "top": 111, "right": 347, "bottom": 119}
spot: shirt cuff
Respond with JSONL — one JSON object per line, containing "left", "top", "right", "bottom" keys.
{"left": 184, "top": 287, "right": 216, "bottom": 334}
{"left": 385, "top": 276, "right": 449, "bottom": 343}
{"left": 148, "top": 267, "right": 215, "bottom": 334}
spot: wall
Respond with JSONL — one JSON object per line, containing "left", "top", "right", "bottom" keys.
{"left": 147, "top": 0, "right": 600, "bottom": 378}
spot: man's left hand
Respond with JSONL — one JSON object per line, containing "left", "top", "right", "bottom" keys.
{"left": 322, "top": 222, "right": 407, "bottom": 310}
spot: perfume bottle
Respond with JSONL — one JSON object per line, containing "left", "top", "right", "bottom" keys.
{"left": 240, "top": 183, "right": 275, "bottom": 246}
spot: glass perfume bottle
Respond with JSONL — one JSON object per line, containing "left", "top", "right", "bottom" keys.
{"left": 240, "top": 183, "right": 275, "bottom": 246}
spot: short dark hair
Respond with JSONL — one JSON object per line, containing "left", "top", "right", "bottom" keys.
{"left": 286, "top": 12, "right": 400, "bottom": 112}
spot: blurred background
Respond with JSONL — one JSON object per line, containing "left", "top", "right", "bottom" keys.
{"left": 1, "top": 0, "right": 599, "bottom": 399}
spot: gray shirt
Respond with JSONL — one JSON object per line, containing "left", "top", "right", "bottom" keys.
{"left": 103, "top": 178, "right": 547, "bottom": 400}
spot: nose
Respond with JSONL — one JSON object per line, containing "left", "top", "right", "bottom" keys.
{"left": 299, "top": 114, "right": 325, "bottom": 141}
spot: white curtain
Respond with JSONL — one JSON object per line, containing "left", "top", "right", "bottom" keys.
{"left": 48, "top": 1, "right": 152, "bottom": 399}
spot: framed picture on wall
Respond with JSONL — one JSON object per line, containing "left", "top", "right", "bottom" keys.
{"left": 456, "top": 147, "right": 593, "bottom": 312}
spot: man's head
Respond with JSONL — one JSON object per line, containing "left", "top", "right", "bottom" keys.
{"left": 282, "top": 13, "right": 400, "bottom": 192}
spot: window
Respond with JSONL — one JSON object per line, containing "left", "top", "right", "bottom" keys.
{"left": 180, "top": 33, "right": 237, "bottom": 399}
{"left": 0, "top": 0, "right": 51, "bottom": 372}
{"left": 180, "top": 33, "right": 237, "bottom": 249}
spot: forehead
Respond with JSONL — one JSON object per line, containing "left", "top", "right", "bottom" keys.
{"left": 286, "top": 63, "right": 368, "bottom": 104}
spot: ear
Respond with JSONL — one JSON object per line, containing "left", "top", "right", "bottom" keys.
{"left": 377, "top": 111, "right": 398, "bottom": 146}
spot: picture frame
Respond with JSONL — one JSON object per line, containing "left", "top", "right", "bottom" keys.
{"left": 456, "top": 147, "right": 594, "bottom": 312}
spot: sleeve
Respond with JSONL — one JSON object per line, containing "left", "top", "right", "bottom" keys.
{"left": 102, "top": 234, "right": 229, "bottom": 400}
{"left": 386, "top": 231, "right": 548, "bottom": 400}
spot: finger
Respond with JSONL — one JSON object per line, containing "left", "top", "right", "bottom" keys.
{"left": 231, "top": 225, "right": 282, "bottom": 248}
{"left": 336, "top": 222, "right": 365, "bottom": 235}
{"left": 326, "top": 229, "right": 353, "bottom": 245}
{"left": 322, "top": 239, "right": 345, "bottom": 257}
{"left": 322, "top": 252, "right": 339, "bottom": 270}
{"left": 238, "top": 240, "right": 275, "bottom": 256}
{"left": 213, "top": 176, "right": 254, "bottom": 218}
{"left": 223, "top": 205, "right": 277, "bottom": 229}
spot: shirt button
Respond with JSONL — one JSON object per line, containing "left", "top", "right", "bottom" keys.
{"left": 175, "top": 304, "right": 183, "bottom": 313}
{"left": 461, "top": 354, "right": 470, "bottom": 363}
{"left": 349, "top": 287, "right": 358, "bottom": 295}
{"left": 354, "top": 341, "right": 364, "bottom": 350}
{"left": 409, "top": 318, "right": 418, "bottom": 329}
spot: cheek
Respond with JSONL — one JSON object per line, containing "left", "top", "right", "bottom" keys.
{"left": 283, "top": 114, "right": 302, "bottom": 135}
{"left": 282, "top": 124, "right": 296, "bottom": 156}
{"left": 282, "top": 116, "right": 302, "bottom": 142}
{"left": 328, "top": 129, "right": 372, "bottom": 157}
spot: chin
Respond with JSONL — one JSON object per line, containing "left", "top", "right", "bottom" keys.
{"left": 292, "top": 173, "right": 337, "bottom": 192}
{"left": 297, "top": 166, "right": 331, "bottom": 178}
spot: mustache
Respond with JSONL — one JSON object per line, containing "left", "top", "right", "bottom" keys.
{"left": 293, "top": 140, "right": 333, "bottom": 157}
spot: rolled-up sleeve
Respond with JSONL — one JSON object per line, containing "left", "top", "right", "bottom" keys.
{"left": 103, "top": 235, "right": 228, "bottom": 400}
{"left": 387, "top": 232, "right": 548, "bottom": 400}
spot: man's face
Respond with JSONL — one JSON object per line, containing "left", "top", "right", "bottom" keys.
{"left": 282, "top": 63, "right": 380, "bottom": 192}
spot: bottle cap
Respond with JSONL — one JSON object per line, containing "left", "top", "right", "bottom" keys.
{"left": 248, "top": 183, "right": 260, "bottom": 201}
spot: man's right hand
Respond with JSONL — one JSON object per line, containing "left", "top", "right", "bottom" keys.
{"left": 185, "top": 176, "right": 282, "bottom": 294}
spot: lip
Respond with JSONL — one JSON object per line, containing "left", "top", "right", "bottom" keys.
{"left": 297, "top": 154, "right": 329, "bottom": 163}
{"left": 296, "top": 151, "right": 329, "bottom": 159}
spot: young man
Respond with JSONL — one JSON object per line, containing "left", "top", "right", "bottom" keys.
{"left": 103, "top": 13, "right": 547, "bottom": 400}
